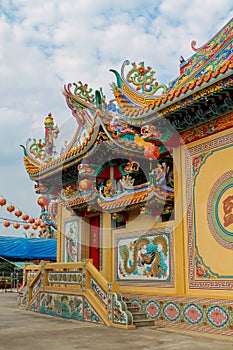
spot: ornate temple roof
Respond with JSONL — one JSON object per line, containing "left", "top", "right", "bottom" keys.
{"left": 22, "top": 18, "right": 233, "bottom": 184}
{"left": 111, "top": 18, "right": 232, "bottom": 118}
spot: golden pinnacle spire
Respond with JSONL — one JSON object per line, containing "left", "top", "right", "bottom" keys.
{"left": 44, "top": 112, "right": 54, "bottom": 127}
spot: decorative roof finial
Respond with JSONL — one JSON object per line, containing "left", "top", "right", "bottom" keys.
{"left": 179, "top": 56, "right": 185, "bottom": 64}
{"left": 44, "top": 113, "right": 54, "bottom": 128}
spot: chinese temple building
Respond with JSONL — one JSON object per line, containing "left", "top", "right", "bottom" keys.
{"left": 20, "top": 18, "right": 233, "bottom": 335}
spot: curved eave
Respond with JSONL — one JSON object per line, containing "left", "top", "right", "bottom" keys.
{"left": 190, "top": 17, "right": 232, "bottom": 54}
{"left": 61, "top": 191, "right": 98, "bottom": 208}
{"left": 155, "top": 61, "right": 233, "bottom": 112}
{"left": 154, "top": 63, "right": 233, "bottom": 118}
{"left": 60, "top": 186, "right": 174, "bottom": 213}
{"left": 23, "top": 156, "right": 41, "bottom": 177}
{"left": 114, "top": 61, "right": 233, "bottom": 119}
{"left": 28, "top": 121, "right": 101, "bottom": 181}
{"left": 172, "top": 32, "right": 233, "bottom": 90}
{"left": 98, "top": 186, "right": 174, "bottom": 212}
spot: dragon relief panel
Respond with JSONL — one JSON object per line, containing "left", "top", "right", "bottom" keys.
{"left": 115, "top": 228, "right": 174, "bottom": 286}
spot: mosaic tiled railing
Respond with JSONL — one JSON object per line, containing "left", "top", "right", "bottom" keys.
{"left": 19, "top": 287, "right": 29, "bottom": 307}
{"left": 113, "top": 292, "right": 133, "bottom": 326}
{"left": 124, "top": 294, "right": 233, "bottom": 335}
{"left": 90, "top": 278, "right": 108, "bottom": 305}
{"left": 30, "top": 293, "right": 40, "bottom": 311}
{"left": 23, "top": 260, "right": 136, "bottom": 328}
{"left": 27, "top": 271, "right": 37, "bottom": 282}
{"left": 107, "top": 283, "right": 112, "bottom": 320}
{"left": 48, "top": 271, "right": 82, "bottom": 284}
{"left": 32, "top": 277, "right": 42, "bottom": 296}
{"left": 29, "top": 292, "right": 104, "bottom": 324}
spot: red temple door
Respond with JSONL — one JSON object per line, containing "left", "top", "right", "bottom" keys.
{"left": 89, "top": 216, "right": 100, "bottom": 270}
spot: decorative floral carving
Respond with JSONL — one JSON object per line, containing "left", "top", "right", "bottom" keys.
{"left": 73, "top": 81, "right": 95, "bottom": 103}
{"left": 123, "top": 60, "right": 167, "bottom": 95}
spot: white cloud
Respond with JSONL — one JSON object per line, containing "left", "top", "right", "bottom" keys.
{"left": 0, "top": 0, "right": 232, "bottom": 235}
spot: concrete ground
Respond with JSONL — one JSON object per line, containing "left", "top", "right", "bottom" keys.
{"left": 0, "top": 293, "right": 233, "bottom": 350}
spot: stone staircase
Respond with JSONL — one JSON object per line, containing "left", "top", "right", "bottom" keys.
{"left": 125, "top": 301, "right": 155, "bottom": 327}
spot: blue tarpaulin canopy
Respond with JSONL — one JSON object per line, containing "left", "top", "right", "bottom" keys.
{"left": 0, "top": 237, "right": 56, "bottom": 261}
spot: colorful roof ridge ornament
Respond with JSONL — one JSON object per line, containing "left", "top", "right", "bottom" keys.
{"left": 109, "top": 60, "right": 167, "bottom": 118}
{"left": 63, "top": 82, "right": 100, "bottom": 132}
{"left": 73, "top": 81, "right": 95, "bottom": 103}
{"left": 173, "top": 18, "right": 233, "bottom": 87}
{"left": 124, "top": 60, "right": 167, "bottom": 95}
{"left": 21, "top": 113, "right": 59, "bottom": 165}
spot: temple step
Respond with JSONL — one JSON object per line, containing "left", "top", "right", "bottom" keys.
{"left": 125, "top": 301, "right": 154, "bottom": 327}
{"left": 127, "top": 306, "right": 140, "bottom": 313}
{"left": 132, "top": 319, "right": 155, "bottom": 327}
{"left": 132, "top": 312, "right": 148, "bottom": 320}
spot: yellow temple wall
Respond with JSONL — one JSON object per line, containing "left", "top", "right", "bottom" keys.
{"left": 110, "top": 125, "right": 233, "bottom": 334}
{"left": 111, "top": 125, "right": 233, "bottom": 301}
{"left": 183, "top": 126, "right": 233, "bottom": 300}
{"left": 53, "top": 124, "right": 233, "bottom": 334}
{"left": 56, "top": 124, "right": 233, "bottom": 301}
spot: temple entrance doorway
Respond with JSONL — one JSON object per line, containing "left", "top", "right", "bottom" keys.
{"left": 89, "top": 216, "right": 100, "bottom": 270}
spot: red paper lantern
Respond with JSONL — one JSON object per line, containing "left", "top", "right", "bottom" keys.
{"left": 23, "top": 223, "right": 30, "bottom": 230}
{"left": 13, "top": 223, "right": 20, "bottom": 229}
{"left": 15, "top": 210, "right": 22, "bottom": 217}
{"left": 34, "top": 219, "right": 40, "bottom": 226}
{"left": 4, "top": 221, "right": 10, "bottom": 228}
{"left": 0, "top": 198, "right": 6, "bottom": 206}
{"left": 22, "top": 214, "right": 29, "bottom": 221}
{"left": 37, "top": 196, "right": 49, "bottom": 207}
{"left": 40, "top": 222, "right": 46, "bottom": 228}
{"left": 32, "top": 224, "right": 38, "bottom": 230}
{"left": 7, "top": 205, "right": 15, "bottom": 213}
{"left": 144, "top": 145, "right": 160, "bottom": 160}
{"left": 29, "top": 218, "right": 35, "bottom": 224}
{"left": 79, "top": 179, "right": 93, "bottom": 192}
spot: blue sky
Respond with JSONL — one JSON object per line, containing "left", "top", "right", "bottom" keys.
{"left": 0, "top": 0, "right": 232, "bottom": 236}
